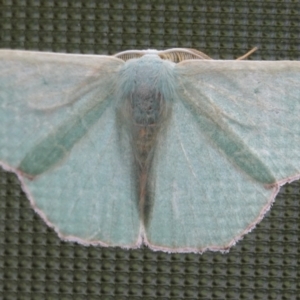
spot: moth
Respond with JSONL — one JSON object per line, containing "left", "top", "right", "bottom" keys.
{"left": 0, "top": 48, "right": 299, "bottom": 253}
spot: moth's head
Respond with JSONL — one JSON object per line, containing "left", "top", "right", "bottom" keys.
{"left": 114, "top": 48, "right": 212, "bottom": 63}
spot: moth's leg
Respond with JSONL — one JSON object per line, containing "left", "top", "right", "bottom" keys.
{"left": 236, "top": 47, "right": 258, "bottom": 60}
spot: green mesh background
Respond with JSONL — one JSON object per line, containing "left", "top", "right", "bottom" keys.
{"left": 0, "top": 0, "right": 300, "bottom": 299}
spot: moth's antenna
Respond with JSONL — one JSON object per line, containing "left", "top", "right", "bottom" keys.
{"left": 236, "top": 47, "right": 258, "bottom": 60}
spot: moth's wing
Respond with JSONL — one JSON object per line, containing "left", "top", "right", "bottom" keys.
{"left": 0, "top": 50, "right": 120, "bottom": 110}
{"left": 0, "top": 50, "right": 141, "bottom": 247}
{"left": 145, "top": 60, "right": 300, "bottom": 253}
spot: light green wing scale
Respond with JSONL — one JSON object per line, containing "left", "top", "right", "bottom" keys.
{"left": 0, "top": 50, "right": 141, "bottom": 247}
{"left": 145, "top": 60, "right": 300, "bottom": 252}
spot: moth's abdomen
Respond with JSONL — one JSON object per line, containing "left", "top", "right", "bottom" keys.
{"left": 135, "top": 126, "right": 158, "bottom": 167}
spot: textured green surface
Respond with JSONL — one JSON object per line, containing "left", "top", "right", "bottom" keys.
{"left": 0, "top": 0, "right": 299, "bottom": 299}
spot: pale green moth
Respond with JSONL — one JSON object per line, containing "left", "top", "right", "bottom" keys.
{"left": 0, "top": 48, "right": 300, "bottom": 253}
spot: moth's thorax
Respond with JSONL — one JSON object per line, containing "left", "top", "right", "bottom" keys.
{"left": 131, "top": 78, "right": 163, "bottom": 126}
